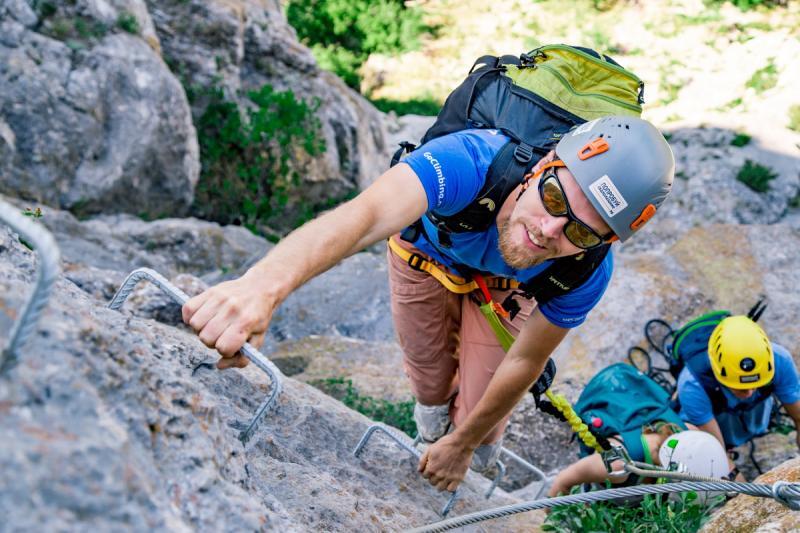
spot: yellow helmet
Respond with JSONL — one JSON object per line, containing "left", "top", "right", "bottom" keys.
{"left": 708, "top": 315, "right": 773, "bottom": 390}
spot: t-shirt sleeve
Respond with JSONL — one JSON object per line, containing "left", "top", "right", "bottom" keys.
{"left": 537, "top": 251, "right": 613, "bottom": 329}
{"left": 400, "top": 133, "right": 488, "bottom": 215}
{"left": 677, "top": 369, "right": 715, "bottom": 426}
{"left": 772, "top": 344, "right": 800, "bottom": 404}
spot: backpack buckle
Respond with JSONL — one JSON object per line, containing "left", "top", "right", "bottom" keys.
{"left": 514, "top": 143, "right": 533, "bottom": 163}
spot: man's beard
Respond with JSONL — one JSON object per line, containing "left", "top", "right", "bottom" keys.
{"left": 497, "top": 219, "right": 548, "bottom": 270}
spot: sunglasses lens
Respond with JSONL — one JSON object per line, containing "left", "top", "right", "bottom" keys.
{"left": 565, "top": 221, "right": 602, "bottom": 249}
{"left": 540, "top": 176, "right": 568, "bottom": 216}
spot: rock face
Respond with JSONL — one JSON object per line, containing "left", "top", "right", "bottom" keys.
{"left": 700, "top": 457, "right": 800, "bottom": 532}
{"left": 0, "top": 0, "right": 390, "bottom": 222}
{"left": 0, "top": 224, "right": 538, "bottom": 532}
{"left": 267, "top": 249, "right": 395, "bottom": 348}
{"left": 0, "top": 0, "right": 199, "bottom": 217}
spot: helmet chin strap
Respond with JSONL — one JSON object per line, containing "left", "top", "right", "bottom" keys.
{"left": 516, "top": 159, "right": 566, "bottom": 201}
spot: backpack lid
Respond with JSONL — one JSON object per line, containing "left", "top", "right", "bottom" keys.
{"left": 505, "top": 45, "right": 643, "bottom": 121}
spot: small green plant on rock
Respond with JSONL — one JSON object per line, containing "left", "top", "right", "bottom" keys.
{"left": 22, "top": 207, "right": 43, "bottom": 219}
{"left": 706, "top": 0, "right": 788, "bottom": 11}
{"left": 746, "top": 59, "right": 779, "bottom": 94}
{"left": 730, "top": 133, "right": 751, "bottom": 147}
{"left": 18, "top": 207, "right": 44, "bottom": 250}
{"left": 369, "top": 96, "right": 442, "bottom": 116}
{"left": 191, "top": 83, "right": 326, "bottom": 234}
{"left": 311, "top": 376, "right": 416, "bottom": 437}
{"left": 116, "top": 12, "right": 140, "bottom": 35}
{"left": 788, "top": 190, "right": 800, "bottom": 209}
{"left": 736, "top": 160, "right": 777, "bottom": 192}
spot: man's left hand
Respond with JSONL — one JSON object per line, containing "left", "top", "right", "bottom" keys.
{"left": 418, "top": 433, "right": 473, "bottom": 492}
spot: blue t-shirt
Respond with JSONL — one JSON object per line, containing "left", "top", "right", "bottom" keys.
{"left": 401, "top": 129, "right": 613, "bottom": 329}
{"left": 677, "top": 343, "right": 800, "bottom": 447}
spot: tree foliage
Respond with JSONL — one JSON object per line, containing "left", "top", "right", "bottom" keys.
{"left": 286, "top": 0, "right": 429, "bottom": 88}
{"left": 190, "top": 84, "right": 326, "bottom": 234}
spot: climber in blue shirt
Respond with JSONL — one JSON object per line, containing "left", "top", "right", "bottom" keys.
{"left": 676, "top": 315, "right": 800, "bottom": 451}
{"left": 183, "top": 116, "right": 675, "bottom": 492}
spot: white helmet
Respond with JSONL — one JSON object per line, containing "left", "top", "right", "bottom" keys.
{"left": 658, "top": 430, "right": 729, "bottom": 479}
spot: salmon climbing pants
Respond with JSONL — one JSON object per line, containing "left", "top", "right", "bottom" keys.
{"left": 387, "top": 235, "right": 536, "bottom": 444}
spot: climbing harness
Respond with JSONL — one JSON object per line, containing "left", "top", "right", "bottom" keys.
{"left": 472, "top": 280, "right": 607, "bottom": 455}
{"left": 387, "top": 237, "right": 520, "bottom": 296}
{"left": 353, "top": 422, "right": 548, "bottom": 517}
{"left": 108, "top": 268, "right": 284, "bottom": 444}
{"left": 0, "top": 199, "right": 61, "bottom": 374}
{"left": 407, "top": 445, "right": 800, "bottom": 532}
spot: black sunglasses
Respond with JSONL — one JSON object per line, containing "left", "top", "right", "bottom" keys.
{"left": 537, "top": 167, "right": 611, "bottom": 250}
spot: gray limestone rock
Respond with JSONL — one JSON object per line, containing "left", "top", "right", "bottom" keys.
{"left": 700, "top": 457, "right": 800, "bottom": 532}
{"left": 15, "top": 200, "right": 270, "bottom": 281}
{"left": 0, "top": 2, "right": 198, "bottom": 218}
{"left": 267, "top": 246, "right": 395, "bottom": 348}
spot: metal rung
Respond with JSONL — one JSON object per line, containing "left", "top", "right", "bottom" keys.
{"left": 0, "top": 200, "right": 61, "bottom": 374}
{"left": 108, "top": 267, "right": 283, "bottom": 444}
{"left": 499, "top": 446, "right": 551, "bottom": 499}
{"left": 353, "top": 424, "right": 460, "bottom": 517}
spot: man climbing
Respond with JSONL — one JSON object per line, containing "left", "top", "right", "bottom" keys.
{"left": 675, "top": 315, "right": 800, "bottom": 453}
{"left": 547, "top": 363, "right": 732, "bottom": 497}
{"left": 182, "top": 113, "right": 674, "bottom": 492}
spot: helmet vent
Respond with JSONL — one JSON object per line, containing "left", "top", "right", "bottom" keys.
{"left": 720, "top": 367, "right": 727, "bottom": 377}
{"left": 768, "top": 361, "right": 773, "bottom": 372}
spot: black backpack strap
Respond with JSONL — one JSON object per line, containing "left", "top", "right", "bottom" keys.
{"left": 426, "top": 139, "right": 536, "bottom": 248}
{"left": 509, "top": 244, "right": 611, "bottom": 308}
{"left": 390, "top": 141, "right": 417, "bottom": 168}
{"left": 469, "top": 55, "right": 500, "bottom": 74}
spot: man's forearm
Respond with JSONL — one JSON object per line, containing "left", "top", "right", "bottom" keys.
{"left": 783, "top": 401, "right": 800, "bottom": 430}
{"left": 451, "top": 353, "right": 546, "bottom": 449}
{"left": 242, "top": 164, "right": 427, "bottom": 305}
{"left": 243, "top": 199, "right": 373, "bottom": 304}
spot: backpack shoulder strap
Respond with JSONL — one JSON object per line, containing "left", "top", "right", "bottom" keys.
{"left": 684, "top": 355, "right": 728, "bottom": 414}
{"left": 513, "top": 244, "right": 611, "bottom": 307}
{"left": 426, "top": 139, "right": 538, "bottom": 247}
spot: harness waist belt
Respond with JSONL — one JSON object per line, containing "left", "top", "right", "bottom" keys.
{"left": 387, "top": 236, "right": 520, "bottom": 294}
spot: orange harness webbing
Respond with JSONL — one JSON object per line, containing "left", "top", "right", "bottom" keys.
{"left": 387, "top": 236, "right": 520, "bottom": 295}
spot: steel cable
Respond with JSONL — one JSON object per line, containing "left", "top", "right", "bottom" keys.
{"left": 406, "top": 479, "right": 800, "bottom": 532}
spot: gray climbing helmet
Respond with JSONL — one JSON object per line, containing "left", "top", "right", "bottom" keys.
{"left": 555, "top": 116, "right": 674, "bottom": 242}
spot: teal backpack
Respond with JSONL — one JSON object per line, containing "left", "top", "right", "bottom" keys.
{"left": 573, "top": 363, "right": 685, "bottom": 462}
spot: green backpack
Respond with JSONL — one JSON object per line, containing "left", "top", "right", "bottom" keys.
{"left": 573, "top": 363, "right": 685, "bottom": 462}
